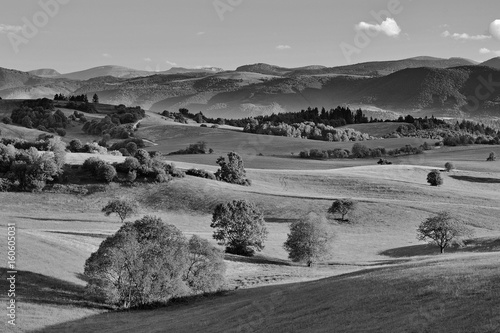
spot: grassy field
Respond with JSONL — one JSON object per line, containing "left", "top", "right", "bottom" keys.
{"left": 1, "top": 109, "right": 499, "bottom": 332}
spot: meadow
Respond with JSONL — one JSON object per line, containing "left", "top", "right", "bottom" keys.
{"left": 0, "top": 109, "right": 499, "bottom": 332}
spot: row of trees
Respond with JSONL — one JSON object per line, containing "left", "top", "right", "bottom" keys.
{"left": 298, "top": 143, "right": 426, "bottom": 160}
{"left": 54, "top": 93, "right": 99, "bottom": 103}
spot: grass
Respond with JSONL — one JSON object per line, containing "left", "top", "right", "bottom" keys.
{"left": 37, "top": 255, "right": 500, "bottom": 333}
{"left": 1, "top": 115, "right": 500, "bottom": 332}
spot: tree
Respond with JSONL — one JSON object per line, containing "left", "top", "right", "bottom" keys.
{"left": 427, "top": 169, "right": 443, "bottom": 186}
{"left": 97, "top": 163, "right": 117, "bottom": 183}
{"left": 210, "top": 200, "right": 268, "bottom": 256}
{"left": 444, "top": 162, "right": 454, "bottom": 172}
{"left": 215, "top": 152, "right": 250, "bottom": 186}
{"left": 328, "top": 199, "right": 356, "bottom": 221}
{"left": 283, "top": 213, "right": 332, "bottom": 267}
{"left": 487, "top": 152, "right": 497, "bottom": 161}
{"left": 417, "top": 211, "right": 474, "bottom": 254}
{"left": 101, "top": 199, "right": 139, "bottom": 223}
{"left": 84, "top": 216, "right": 226, "bottom": 308}
{"left": 92, "top": 93, "right": 99, "bottom": 104}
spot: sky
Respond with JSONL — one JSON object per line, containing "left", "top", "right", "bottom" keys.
{"left": 0, "top": 0, "right": 500, "bottom": 73}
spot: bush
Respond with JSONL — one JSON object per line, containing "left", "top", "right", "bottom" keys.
{"left": 427, "top": 169, "right": 443, "bottom": 186}
{"left": 215, "top": 152, "right": 250, "bottom": 186}
{"left": 97, "top": 164, "right": 117, "bottom": 183}
{"left": 444, "top": 162, "right": 454, "bottom": 172}
{"left": 487, "top": 152, "right": 497, "bottom": 161}
{"left": 68, "top": 139, "right": 83, "bottom": 152}
{"left": 283, "top": 213, "right": 332, "bottom": 266}
{"left": 210, "top": 200, "right": 268, "bottom": 256}
{"left": 169, "top": 141, "right": 208, "bottom": 155}
{"left": 82, "top": 157, "right": 106, "bottom": 176}
{"left": 84, "top": 216, "right": 225, "bottom": 308}
{"left": 186, "top": 168, "right": 216, "bottom": 180}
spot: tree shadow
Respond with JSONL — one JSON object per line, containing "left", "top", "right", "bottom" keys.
{"left": 0, "top": 268, "right": 109, "bottom": 309}
{"left": 265, "top": 217, "right": 299, "bottom": 224}
{"left": 449, "top": 175, "right": 500, "bottom": 184}
{"left": 224, "top": 253, "right": 291, "bottom": 266}
{"left": 13, "top": 216, "right": 105, "bottom": 223}
{"left": 380, "top": 238, "right": 500, "bottom": 258}
{"left": 47, "top": 231, "right": 109, "bottom": 239}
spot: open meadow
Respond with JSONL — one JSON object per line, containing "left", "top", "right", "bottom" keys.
{"left": 1, "top": 116, "right": 499, "bottom": 332}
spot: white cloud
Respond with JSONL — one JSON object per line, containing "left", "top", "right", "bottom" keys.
{"left": 0, "top": 24, "right": 23, "bottom": 34}
{"left": 276, "top": 45, "right": 291, "bottom": 50}
{"left": 490, "top": 19, "right": 500, "bottom": 40}
{"left": 355, "top": 18, "right": 401, "bottom": 37}
{"left": 102, "top": 53, "right": 112, "bottom": 58}
{"left": 480, "top": 48, "right": 500, "bottom": 56}
{"left": 165, "top": 60, "right": 177, "bottom": 67}
{"left": 196, "top": 31, "right": 206, "bottom": 36}
{"left": 144, "top": 57, "right": 152, "bottom": 62}
{"left": 441, "top": 30, "right": 491, "bottom": 41}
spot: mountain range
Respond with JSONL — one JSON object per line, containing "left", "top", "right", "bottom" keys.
{"left": 1, "top": 56, "right": 500, "bottom": 119}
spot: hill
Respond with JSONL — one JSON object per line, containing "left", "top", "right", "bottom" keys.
{"left": 1, "top": 58, "right": 500, "bottom": 118}
{"left": 28, "top": 68, "right": 61, "bottom": 78}
{"left": 480, "top": 57, "right": 500, "bottom": 70}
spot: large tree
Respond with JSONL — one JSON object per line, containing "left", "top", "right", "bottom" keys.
{"left": 284, "top": 213, "right": 332, "bottom": 267}
{"left": 427, "top": 169, "right": 443, "bottom": 186}
{"left": 84, "top": 216, "right": 225, "bottom": 308}
{"left": 417, "top": 211, "right": 474, "bottom": 254}
{"left": 210, "top": 200, "right": 268, "bottom": 256}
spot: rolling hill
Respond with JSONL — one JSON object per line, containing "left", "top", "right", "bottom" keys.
{"left": 1, "top": 57, "right": 500, "bottom": 118}
{"left": 480, "top": 57, "right": 500, "bottom": 70}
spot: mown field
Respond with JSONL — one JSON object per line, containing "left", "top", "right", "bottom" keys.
{"left": 0, "top": 109, "right": 499, "bottom": 332}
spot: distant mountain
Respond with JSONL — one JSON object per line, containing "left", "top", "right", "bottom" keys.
{"left": 480, "top": 57, "right": 500, "bottom": 70}
{"left": 28, "top": 68, "right": 61, "bottom": 78}
{"left": 58, "top": 65, "right": 153, "bottom": 80}
{"left": 1, "top": 58, "right": 499, "bottom": 118}
{"left": 162, "top": 67, "right": 224, "bottom": 74}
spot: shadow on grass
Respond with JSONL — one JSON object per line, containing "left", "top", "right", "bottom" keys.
{"left": 265, "top": 217, "right": 299, "bottom": 223}
{"left": 48, "top": 231, "right": 109, "bottom": 239}
{"left": 0, "top": 268, "right": 109, "bottom": 310}
{"left": 380, "top": 238, "right": 500, "bottom": 258}
{"left": 14, "top": 216, "right": 104, "bottom": 223}
{"left": 224, "top": 253, "right": 291, "bottom": 266}
{"left": 449, "top": 175, "right": 500, "bottom": 184}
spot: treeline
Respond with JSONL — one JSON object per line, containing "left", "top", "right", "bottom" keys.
{"left": 10, "top": 99, "right": 69, "bottom": 136}
{"left": 82, "top": 105, "right": 145, "bottom": 138}
{"left": 0, "top": 137, "right": 66, "bottom": 192}
{"left": 299, "top": 142, "right": 429, "bottom": 160}
{"left": 243, "top": 121, "right": 372, "bottom": 142}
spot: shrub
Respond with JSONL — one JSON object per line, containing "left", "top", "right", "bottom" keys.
{"left": 186, "top": 168, "right": 216, "bottom": 180}
{"left": 68, "top": 139, "right": 83, "bottom": 152}
{"left": 444, "top": 162, "right": 454, "bottom": 172}
{"left": 283, "top": 213, "right": 332, "bottom": 266}
{"left": 427, "top": 169, "right": 443, "bottom": 186}
{"left": 487, "top": 152, "right": 497, "bottom": 161}
{"left": 215, "top": 152, "right": 250, "bottom": 186}
{"left": 169, "top": 141, "right": 208, "bottom": 155}
{"left": 97, "top": 164, "right": 117, "bottom": 183}
{"left": 211, "top": 200, "right": 268, "bottom": 256}
{"left": 102, "top": 199, "right": 139, "bottom": 223}
{"left": 84, "top": 216, "right": 225, "bottom": 308}
{"left": 82, "top": 157, "right": 106, "bottom": 176}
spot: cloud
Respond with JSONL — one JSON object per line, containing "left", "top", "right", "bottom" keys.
{"left": 276, "top": 45, "right": 291, "bottom": 50}
{"left": 355, "top": 18, "right": 401, "bottom": 37}
{"left": 196, "top": 31, "right": 206, "bottom": 36}
{"left": 0, "top": 24, "right": 23, "bottom": 34}
{"left": 441, "top": 30, "right": 491, "bottom": 41}
{"left": 165, "top": 60, "right": 177, "bottom": 67}
{"left": 479, "top": 48, "right": 500, "bottom": 56}
{"left": 144, "top": 57, "right": 152, "bottom": 62}
{"left": 490, "top": 19, "right": 500, "bottom": 40}
{"left": 102, "top": 53, "right": 112, "bottom": 58}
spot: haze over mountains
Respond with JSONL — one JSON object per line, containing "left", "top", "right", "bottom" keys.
{"left": 2, "top": 56, "right": 500, "bottom": 119}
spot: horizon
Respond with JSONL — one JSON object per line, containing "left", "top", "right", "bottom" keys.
{"left": 1, "top": 0, "right": 500, "bottom": 73}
